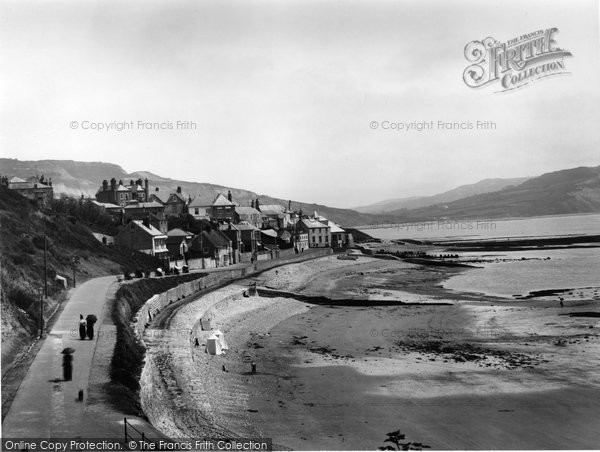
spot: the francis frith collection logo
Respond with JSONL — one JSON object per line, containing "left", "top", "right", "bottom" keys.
{"left": 463, "top": 27, "right": 572, "bottom": 92}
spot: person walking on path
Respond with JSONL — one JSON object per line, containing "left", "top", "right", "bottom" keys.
{"left": 86, "top": 314, "right": 97, "bottom": 340}
{"left": 62, "top": 350, "right": 73, "bottom": 381}
{"left": 78, "top": 314, "right": 87, "bottom": 340}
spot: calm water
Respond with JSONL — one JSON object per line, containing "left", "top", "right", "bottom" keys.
{"left": 359, "top": 213, "right": 600, "bottom": 298}
{"left": 360, "top": 213, "right": 600, "bottom": 242}
{"left": 444, "top": 247, "right": 600, "bottom": 298}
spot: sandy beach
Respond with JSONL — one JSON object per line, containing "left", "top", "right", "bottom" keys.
{"left": 141, "top": 254, "right": 600, "bottom": 450}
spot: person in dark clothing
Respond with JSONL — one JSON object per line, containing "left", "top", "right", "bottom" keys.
{"left": 86, "top": 314, "right": 97, "bottom": 340}
{"left": 63, "top": 353, "right": 73, "bottom": 381}
{"left": 78, "top": 314, "right": 87, "bottom": 340}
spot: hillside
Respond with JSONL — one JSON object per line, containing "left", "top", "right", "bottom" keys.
{"left": 0, "top": 158, "right": 378, "bottom": 227}
{"left": 354, "top": 177, "right": 530, "bottom": 214}
{"left": 387, "top": 166, "right": 600, "bottom": 221}
{"left": 0, "top": 187, "right": 163, "bottom": 370}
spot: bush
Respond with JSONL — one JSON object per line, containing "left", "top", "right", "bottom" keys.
{"left": 19, "top": 237, "right": 36, "bottom": 255}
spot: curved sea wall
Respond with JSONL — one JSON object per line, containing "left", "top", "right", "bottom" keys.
{"left": 137, "top": 249, "right": 333, "bottom": 437}
{"left": 139, "top": 286, "right": 245, "bottom": 438}
{"left": 109, "top": 273, "right": 207, "bottom": 415}
{"left": 114, "top": 248, "right": 332, "bottom": 418}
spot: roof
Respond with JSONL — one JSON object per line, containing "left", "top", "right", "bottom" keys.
{"left": 202, "top": 230, "right": 232, "bottom": 247}
{"left": 235, "top": 206, "right": 261, "bottom": 215}
{"left": 167, "top": 228, "right": 192, "bottom": 237}
{"left": 212, "top": 193, "right": 236, "bottom": 207}
{"left": 189, "top": 194, "right": 215, "bottom": 208}
{"left": 9, "top": 176, "right": 26, "bottom": 183}
{"left": 124, "top": 201, "right": 164, "bottom": 210}
{"left": 233, "top": 222, "right": 259, "bottom": 231}
{"left": 149, "top": 192, "right": 167, "bottom": 203}
{"left": 260, "top": 229, "right": 278, "bottom": 238}
{"left": 116, "top": 185, "right": 130, "bottom": 192}
{"left": 9, "top": 180, "right": 52, "bottom": 190}
{"left": 278, "top": 230, "right": 292, "bottom": 239}
{"left": 301, "top": 218, "right": 328, "bottom": 229}
{"left": 168, "top": 192, "right": 187, "bottom": 203}
{"left": 328, "top": 222, "right": 345, "bottom": 233}
{"left": 92, "top": 200, "right": 121, "bottom": 210}
{"left": 259, "top": 204, "right": 286, "bottom": 216}
{"left": 129, "top": 220, "right": 166, "bottom": 237}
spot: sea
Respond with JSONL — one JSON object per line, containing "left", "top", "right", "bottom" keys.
{"left": 359, "top": 213, "right": 600, "bottom": 298}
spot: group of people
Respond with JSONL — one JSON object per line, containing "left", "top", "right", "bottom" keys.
{"left": 78, "top": 314, "right": 97, "bottom": 340}
{"left": 63, "top": 313, "right": 99, "bottom": 381}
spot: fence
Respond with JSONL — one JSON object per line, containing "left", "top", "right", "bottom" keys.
{"left": 124, "top": 417, "right": 147, "bottom": 445}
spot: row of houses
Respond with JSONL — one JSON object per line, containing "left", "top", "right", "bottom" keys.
{"left": 97, "top": 179, "right": 354, "bottom": 266}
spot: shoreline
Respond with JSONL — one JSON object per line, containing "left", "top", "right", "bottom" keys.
{"left": 141, "top": 254, "right": 600, "bottom": 450}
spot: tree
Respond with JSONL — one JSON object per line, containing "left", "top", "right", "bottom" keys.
{"left": 378, "top": 430, "right": 430, "bottom": 451}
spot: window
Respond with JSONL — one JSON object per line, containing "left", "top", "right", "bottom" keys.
{"left": 195, "top": 208, "right": 199, "bottom": 215}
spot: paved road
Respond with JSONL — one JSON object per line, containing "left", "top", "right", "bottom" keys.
{"left": 2, "top": 276, "right": 118, "bottom": 437}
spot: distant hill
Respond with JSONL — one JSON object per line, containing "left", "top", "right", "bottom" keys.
{"left": 354, "top": 177, "right": 530, "bottom": 213}
{"left": 387, "top": 166, "right": 600, "bottom": 221}
{"left": 0, "top": 158, "right": 377, "bottom": 227}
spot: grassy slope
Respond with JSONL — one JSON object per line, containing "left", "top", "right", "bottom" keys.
{"left": 0, "top": 187, "right": 163, "bottom": 368}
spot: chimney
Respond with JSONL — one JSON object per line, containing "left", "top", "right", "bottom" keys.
{"left": 227, "top": 190, "right": 232, "bottom": 202}
{"left": 288, "top": 200, "right": 291, "bottom": 211}
{"left": 255, "top": 198, "right": 260, "bottom": 211}
{"left": 110, "top": 178, "right": 116, "bottom": 189}
{"left": 145, "top": 178, "right": 149, "bottom": 200}
{"left": 119, "top": 179, "right": 123, "bottom": 185}
{"left": 250, "top": 199, "right": 255, "bottom": 208}
{"left": 102, "top": 180, "right": 108, "bottom": 191}
{"left": 177, "top": 186, "right": 182, "bottom": 194}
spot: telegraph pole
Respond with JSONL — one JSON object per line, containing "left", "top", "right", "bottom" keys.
{"left": 39, "top": 288, "right": 44, "bottom": 338}
{"left": 44, "top": 234, "right": 48, "bottom": 298}
{"left": 72, "top": 256, "right": 79, "bottom": 288}
{"left": 200, "top": 223, "right": 205, "bottom": 269}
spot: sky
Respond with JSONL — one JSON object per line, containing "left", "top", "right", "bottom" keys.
{"left": 1, "top": 0, "right": 599, "bottom": 208}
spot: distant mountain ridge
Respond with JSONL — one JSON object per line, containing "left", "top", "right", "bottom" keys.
{"left": 354, "top": 177, "right": 530, "bottom": 213}
{"left": 0, "top": 158, "right": 377, "bottom": 227}
{"left": 387, "top": 166, "right": 600, "bottom": 221}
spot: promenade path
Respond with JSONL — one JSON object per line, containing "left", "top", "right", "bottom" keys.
{"left": 2, "top": 276, "right": 158, "bottom": 440}
{"left": 2, "top": 248, "right": 331, "bottom": 441}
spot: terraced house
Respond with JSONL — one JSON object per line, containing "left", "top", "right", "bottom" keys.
{"left": 299, "top": 218, "right": 331, "bottom": 248}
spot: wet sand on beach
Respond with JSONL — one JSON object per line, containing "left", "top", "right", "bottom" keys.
{"left": 144, "top": 255, "right": 600, "bottom": 450}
